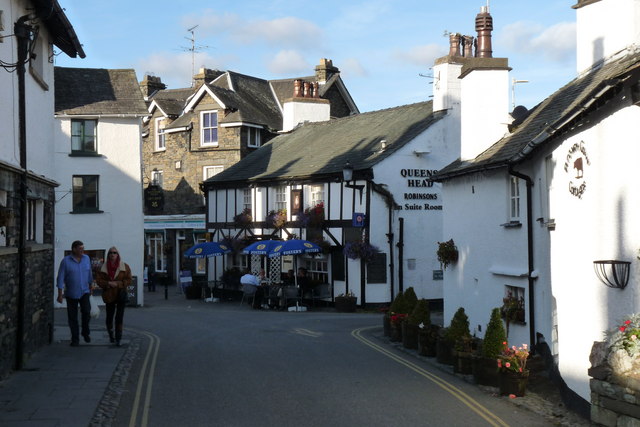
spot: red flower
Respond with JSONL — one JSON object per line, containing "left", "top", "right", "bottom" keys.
{"left": 625, "top": 320, "right": 632, "bottom": 325}
{"left": 620, "top": 326, "right": 627, "bottom": 332}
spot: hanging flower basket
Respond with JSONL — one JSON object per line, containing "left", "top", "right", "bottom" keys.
{"left": 436, "top": 239, "right": 458, "bottom": 270}
{"left": 265, "top": 209, "right": 287, "bottom": 229}
{"left": 299, "top": 202, "right": 324, "bottom": 227}
{"left": 233, "top": 208, "right": 253, "bottom": 228}
{"left": 343, "top": 241, "right": 379, "bottom": 263}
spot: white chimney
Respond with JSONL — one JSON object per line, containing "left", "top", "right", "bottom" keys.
{"left": 282, "top": 79, "right": 330, "bottom": 131}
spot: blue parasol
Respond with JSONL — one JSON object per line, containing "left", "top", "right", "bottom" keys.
{"left": 267, "top": 239, "right": 321, "bottom": 258}
{"left": 183, "top": 241, "right": 232, "bottom": 259}
{"left": 241, "top": 240, "right": 281, "bottom": 255}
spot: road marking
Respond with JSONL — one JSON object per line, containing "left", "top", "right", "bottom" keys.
{"left": 352, "top": 326, "right": 509, "bottom": 427}
{"left": 293, "top": 328, "right": 323, "bottom": 337}
{"left": 129, "top": 330, "right": 160, "bottom": 427}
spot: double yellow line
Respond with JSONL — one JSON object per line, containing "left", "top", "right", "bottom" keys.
{"left": 352, "top": 326, "right": 509, "bottom": 427}
{"left": 129, "top": 330, "right": 161, "bottom": 427}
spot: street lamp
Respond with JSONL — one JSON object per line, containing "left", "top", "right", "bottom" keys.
{"left": 343, "top": 161, "right": 364, "bottom": 203}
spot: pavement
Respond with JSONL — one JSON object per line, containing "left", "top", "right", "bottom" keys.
{"left": 0, "top": 291, "right": 593, "bottom": 427}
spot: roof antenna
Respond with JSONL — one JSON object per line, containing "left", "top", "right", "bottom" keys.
{"left": 181, "top": 25, "right": 211, "bottom": 87}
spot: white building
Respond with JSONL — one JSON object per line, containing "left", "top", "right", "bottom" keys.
{"left": 0, "top": 0, "right": 84, "bottom": 376}
{"left": 54, "top": 67, "right": 148, "bottom": 306}
{"left": 433, "top": 0, "right": 640, "bottom": 415}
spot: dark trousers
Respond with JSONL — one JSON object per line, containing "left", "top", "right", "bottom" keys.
{"left": 147, "top": 273, "right": 156, "bottom": 292}
{"left": 66, "top": 293, "right": 91, "bottom": 343}
{"left": 105, "top": 300, "right": 126, "bottom": 340}
{"left": 252, "top": 287, "right": 265, "bottom": 308}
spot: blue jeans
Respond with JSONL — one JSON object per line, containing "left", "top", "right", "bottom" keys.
{"left": 66, "top": 293, "right": 91, "bottom": 343}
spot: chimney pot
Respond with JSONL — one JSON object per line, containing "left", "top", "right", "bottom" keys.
{"left": 462, "top": 35, "right": 474, "bottom": 57}
{"left": 475, "top": 8, "right": 494, "bottom": 58}
{"left": 303, "top": 81, "right": 312, "bottom": 98}
{"left": 449, "top": 33, "right": 461, "bottom": 57}
{"left": 293, "top": 79, "right": 303, "bottom": 97}
{"left": 312, "top": 82, "right": 319, "bottom": 98}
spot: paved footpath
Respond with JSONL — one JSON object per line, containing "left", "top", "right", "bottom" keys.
{"left": 0, "top": 309, "right": 132, "bottom": 427}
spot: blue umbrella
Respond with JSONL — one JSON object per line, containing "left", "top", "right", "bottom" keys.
{"left": 241, "top": 240, "right": 281, "bottom": 255}
{"left": 267, "top": 239, "right": 321, "bottom": 258}
{"left": 184, "top": 242, "right": 232, "bottom": 259}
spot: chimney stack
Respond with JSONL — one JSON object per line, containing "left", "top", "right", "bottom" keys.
{"left": 192, "top": 68, "right": 225, "bottom": 87}
{"left": 315, "top": 58, "right": 339, "bottom": 84}
{"left": 475, "top": 6, "right": 493, "bottom": 58}
{"left": 139, "top": 75, "right": 166, "bottom": 98}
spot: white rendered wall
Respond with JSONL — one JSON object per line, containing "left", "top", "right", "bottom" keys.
{"left": 54, "top": 117, "right": 145, "bottom": 306}
{"left": 282, "top": 100, "right": 330, "bottom": 132}
{"left": 576, "top": 0, "right": 640, "bottom": 74}
{"left": 460, "top": 69, "right": 510, "bottom": 161}
{"left": 433, "top": 61, "right": 463, "bottom": 114}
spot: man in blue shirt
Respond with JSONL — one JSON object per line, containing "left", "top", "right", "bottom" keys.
{"left": 57, "top": 240, "right": 93, "bottom": 346}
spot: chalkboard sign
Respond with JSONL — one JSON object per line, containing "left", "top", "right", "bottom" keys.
{"left": 433, "top": 270, "right": 443, "bottom": 280}
{"left": 127, "top": 276, "right": 138, "bottom": 307}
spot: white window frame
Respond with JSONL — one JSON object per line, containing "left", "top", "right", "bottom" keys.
{"left": 310, "top": 184, "right": 324, "bottom": 207}
{"left": 200, "top": 110, "right": 218, "bottom": 147}
{"left": 243, "top": 189, "right": 252, "bottom": 213}
{"left": 509, "top": 176, "right": 520, "bottom": 221}
{"left": 149, "top": 233, "right": 166, "bottom": 273}
{"left": 247, "top": 126, "right": 261, "bottom": 148}
{"left": 152, "top": 170, "right": 164, "bottom": 188}
{"left": 203, "top": 165, "right": 223, "bottom": 181}
{"left": 274, "top": 186, "right": 287, "bottom": 211}
{"left": 155, "top": 117, "right": 166, "bottom": 151}
{"left": 304, "top": 258, "right": 328, "bottom": 284}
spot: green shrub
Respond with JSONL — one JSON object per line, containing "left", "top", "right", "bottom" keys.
{"left": 445, "top": 307, "right": 471, "bottom": 344}
{"left": 404, "top": 287, "right": 418, "bottom": 314}
{"left": 482, "top": 307, "right": 507, "bottom": 359}
{"left": 389, "top": 291, "right": 407, "bottom": 314}
{"left": 408, "top": 299, "right": 430, "bottom": 327}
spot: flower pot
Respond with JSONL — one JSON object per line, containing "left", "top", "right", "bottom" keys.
{"left": 335, "top": 296, "right": 356, "bottom": 312}
{"left": 390, "top": 323, "right": 403, "bottom": 342}
{"left": 472, "top": 356, "right": 500, "bottom": 387}
{"left": 454, "top": 351, "right": 474, "bottom": 375}
{"left": 383, "top": 315, "right": 391, "bottom": 337}
{"left": 499, "top": 370, "right": 529, "bottom": 396}
{"left": 436, "top": 338, "right": 456, "bottom": 365}
{"left": 418, "top": 329, "right": 438, "bottom": 357}
{"left": 402, "top": 323, "right": 419, "bottom": 350}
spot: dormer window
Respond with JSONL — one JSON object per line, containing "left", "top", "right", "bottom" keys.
{"left": 201, "top": 111, "right": 218, "bottom": 147}
{"left": 246, "top": 126, "right": 261, "bottom": 148}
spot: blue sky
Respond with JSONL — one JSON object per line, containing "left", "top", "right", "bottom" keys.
{"left": 56, "top": 0, "right": 577, "bottom": 113}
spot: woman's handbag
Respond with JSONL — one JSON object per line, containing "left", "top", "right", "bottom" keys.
{"left": 118, "top": 288, "right": 129, "bottom": 304}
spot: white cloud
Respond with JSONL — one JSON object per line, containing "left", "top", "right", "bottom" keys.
{"left": 340, "top": 58, "right": 368, "bottom": 78}
{"left": 394, "top": 44, "right": 447, "bottom": 67}
{"left": 182, "top": 12, "right": 323, "bottom": 49}
{"left": 267, "top": 50, "right": 311, "bottom": 74}
{"left": 499, "top": 21, "right": 576, "bottom": 63}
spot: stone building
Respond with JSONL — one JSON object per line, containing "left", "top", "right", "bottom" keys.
{"left": 0, "top": 0, "right": 84, "bottom": 377}
{"left": 140, "top": 60, "right": 358, "bottom": 286}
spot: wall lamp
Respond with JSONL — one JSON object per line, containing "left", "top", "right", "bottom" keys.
{"left": 593, "top": 260, "right": 630, "bottom": 289}
{"left": 343, "top": 161, "right": 364, "bottom": 203}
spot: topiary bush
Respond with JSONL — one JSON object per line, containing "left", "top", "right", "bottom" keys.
{"left": 389, "top": 291, "right": 409, "bottom": 314}
{"left": 403, "top": 287, "right": 418, "bottom": 315}
{"left": 445, "top": 307, "right": 471, "bottom": 349}
{"left": 482, "top": 307, "right": 507, "bottom": 359}
{"left": 408, "top": 299, "right": 431, "bottom": 327}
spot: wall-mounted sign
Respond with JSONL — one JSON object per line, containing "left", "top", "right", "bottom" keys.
{"left": 352, "top": 212, "right": 365, "bottom": 227}
{"left": 433, "top": 270, "right": 443, "bottom": 280}
{"left": 144, "top": 184, "right": 164, "bottom": 213}
{"left": 564, "top": 140, "right": 590, "bottom": 199}
{"left": 397, "top": 169, "right": 442, "bottom": 211}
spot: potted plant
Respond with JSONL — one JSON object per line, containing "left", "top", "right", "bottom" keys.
{"left": 405, "top": 298, "right": 429, "bottom": 351}
{"left": 497, "top": 342, "right": 530, "bottom": 396}
{"left": 334, "top": 291, "right": 357, "bottom": 312}
{"left": 233, "top": 208, "right": 253, "bottom": 228}
{"left": 388, "top": 291, "right": 410, "bottom": 342}
{"left": 473, "top": 307, "right": 507, "bottom": 387}
{"left": 343, "top": 241, "right": 380, "bottom": 263}
{"left": 501, "top": 291, "right": 525, "bottom": 337}
{"left": 448, "top": 307, "right": 474, "bottom": 374}
{"left": 265, "top": 209, "right": 287, "bottom": 229}
{"left": 438, "top": 307, "right": 471, "bottom": 367}
{"left": 436, "top": 239, "right": 459, "bottom": 270}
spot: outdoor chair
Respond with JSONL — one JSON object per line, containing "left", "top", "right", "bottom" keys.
{"left": 311, "top": 283, "right": 332, "bottom": 307}
{"left": 282, "top": 285, "right": 302, "bottom": 309}
{"left": 240, "top": 284, "right": 257, "bottom": 306}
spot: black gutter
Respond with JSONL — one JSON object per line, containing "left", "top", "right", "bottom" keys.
{"left": 508, "top": 168, "right": 536, "bottom": 350}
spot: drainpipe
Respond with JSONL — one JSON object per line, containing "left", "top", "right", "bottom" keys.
{"left": 509, "top": 168, "right": 536, "bottom": 350}
{"left": 397, "top": 218, "right": 404, "bottom": 294}
{"left": 386, "top": 205, "right": 395, "bottom": 303}
{"left": 14, "top": 14, "right": 34, "bottom": 371}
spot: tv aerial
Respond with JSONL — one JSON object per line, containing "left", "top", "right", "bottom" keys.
{"left": 180, "top": 25, "right": 212, "bottom": 86}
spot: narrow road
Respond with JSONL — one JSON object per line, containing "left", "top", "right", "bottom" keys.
{"left": 112, "top": 292, "right": 552, "bottom": 426}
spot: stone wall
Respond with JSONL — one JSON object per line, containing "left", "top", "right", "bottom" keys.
{"left": 0, "top": 167, "right": 56, "bottom": 379}
{"left": 589, "top": 341, "right": 640, "bottom": 426}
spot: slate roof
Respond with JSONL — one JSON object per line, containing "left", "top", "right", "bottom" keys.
{"left": 434, "top": 50, "right": 640, "bottom": 180}
{"left": 204, "top": 101, "right": 443, "bottom": 188}
{"left": 33, "top": 0, "right": 85, "bottom": 58}
{"left": 151, "top": 88, "right": 194, "bottom": 117}
{"left": 54, "top": 67, "right": 147, "bottom": 115}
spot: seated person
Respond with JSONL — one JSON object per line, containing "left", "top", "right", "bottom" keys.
{"left": 282, "top": 269, "right": 295, "bottom": 286}
{"left": 240, "top": 270, "right": 264, "bottom": 309}
{"left": 297, "top": 267, "right": 315, "bottom": 298}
